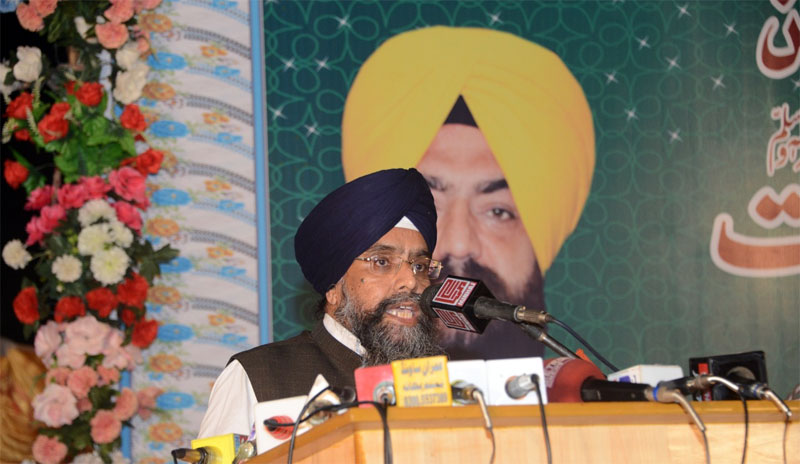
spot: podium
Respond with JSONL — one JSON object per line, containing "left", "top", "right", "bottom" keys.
{"left": 252, "top": 400, "right": 799, "bottom": 463}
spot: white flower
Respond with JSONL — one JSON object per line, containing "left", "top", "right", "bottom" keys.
{"left": 78, "top": 224, "right": 112, "bottom": 256}
{"left": 51, "top": 255, "right": 83, "bottom": 283}
{"left": 0, "top": 62, "right": 20, "bottom": 98}
{"left": 110, "top": 450, "right": 130, "bottom": 464}
{"left": 74, "top": 17, "right": 98, "bottom": 44}
{"left": 90, "top": 247, "right": 129, "bottom": 285}
{"left": 115, "top": 42, "right": 140, "bottom": 71}
{"left": 73, "top": 453, "right": 104, "bottom": 464}
{"left": 113, "top": 61, "right": 149, "bottom": 105}
{"left": 78, "top": 199, "right": 116, "bottom": 227}
{"left": 13, "top": 46, "right": 42, "bottom": 83}
{"left": 2, "top": 239, "right": 32, "bottom": 269}
{"left": 108, "top": 220, "right": 133, "bottom": 248}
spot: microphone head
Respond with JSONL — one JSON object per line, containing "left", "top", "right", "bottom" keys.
{"left": 421, "top": 276, "right": 492, "bottom": 333}
{"left": 544, "top": 357, "right": 605, "bottom": 403}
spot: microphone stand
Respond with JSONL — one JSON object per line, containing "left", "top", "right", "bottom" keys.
{"left": 517, "top": 322, "right": 578, "bottom": 359}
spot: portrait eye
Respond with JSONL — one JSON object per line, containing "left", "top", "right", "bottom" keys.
{"left": 487, "top": 207, "right": 515, "bottom": 221}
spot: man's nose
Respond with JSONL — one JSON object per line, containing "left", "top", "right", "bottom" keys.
{"left": 434, "top": 203, "right": 480, "bottom": 261}
{"left": 392, "top": 259, "right": 418, "bottom": 292}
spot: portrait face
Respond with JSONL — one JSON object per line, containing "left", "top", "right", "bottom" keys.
{"left": 325, "top": 227, "right": 443, "bottom": 365}
{"left": 416, "top": 124, "right": 545, "bottom": 348}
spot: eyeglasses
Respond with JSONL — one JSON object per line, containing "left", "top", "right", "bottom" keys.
{"left": 354, "top": 253, "right": 443, "bottom": 280}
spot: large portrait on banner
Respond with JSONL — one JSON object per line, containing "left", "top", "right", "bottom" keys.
{"left": 260, "top": 1, "right": 800, "bottom": 395}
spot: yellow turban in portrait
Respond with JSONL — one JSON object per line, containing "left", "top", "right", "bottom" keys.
{"left": 341, "top": 26, "right": 595, "bottom": 274}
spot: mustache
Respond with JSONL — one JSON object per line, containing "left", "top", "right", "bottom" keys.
{"left": 368, "top": 292, "right": 424, "bottom": 322}
{"left": 437, "top": 257, "right": 505, "bottom": 297}
{"left": 437, "top": 256, "right": 545, "bottom": 309}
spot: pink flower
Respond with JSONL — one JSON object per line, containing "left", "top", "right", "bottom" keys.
{"left": 32, "top": 435, "right": 68, "bottom": 464}
{"left": 55, "top": 343, "right": 86, "bottom": 369}
{"left": 90, "top": 410, "right": 122, "bottom": 444}
{"left": 34, "top": 320, "right": 62, "bottom": 363}
{"left": 109, "top": 167, "right": 146, "bottom": 204}
{"left": 25, "top": 185, "right": 54, "bottom": 210}
{"left": 134, "top": 0, "right": 161, "bottom": 13}
{"left": 25, "top": 216, "right": 45, "bottom": 246}
{"left": 113, "top": 201, "right": 142, "bottom": 231}
{"left": 136, "top": 386, "right": 163, "bottom": 420}
{"left": 105, "top": 0, "right": 134, "bottom": 23}
{"left": 39, "top": 204, "right": 66, "bottom": 232}
{"left": 77, "top": 397, "right": 93, "bottom": 413}
{"left": 30, "top": 0, "right": 58, "bottom": 17}
{"left": 65, "top": 316, "right": 112, "bottom": 356}
{"left": 97, "top": 365, "right": 120, "bottom": 386}
{"left": 136, "top": 36, "right": 150, "bottom": 53}
{"left": 16, "top": 2, "right": 44, "bottom": 32}
{"left": 95, "top": 22, "right": 129, "bottom": 49}
{"left": 101, "top": 330, "right": 131, "bottom": 370}
{"left": 67, "top": 366, "right": 99, "bottom": 398}
{"left": 113, "top": 387, "right": 138, "bottom": 420}
{"left": 80, "top": 176, "right": 112, "bottom": 199}
{"left": 57, "top": 183, "right": 89, "bottom": 209}
{"left": 45, "top": 367, "right": 71, "bottom": 386}
{"left": 32, "top": 383, "right": 79, "bottom": 427}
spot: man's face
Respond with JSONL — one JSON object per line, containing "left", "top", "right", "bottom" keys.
{"left": 416, "top": 124, "right": 544, "bottom": 343}
{"left": 325, "top": 227, "right": 443, "bottom": 365}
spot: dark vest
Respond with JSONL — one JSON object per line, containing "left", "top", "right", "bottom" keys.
{"left": 231, "top": 321, "right": 363, "bottom": 402}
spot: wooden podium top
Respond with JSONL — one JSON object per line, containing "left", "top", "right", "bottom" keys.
{"left": 253, "top": 400, "right": 799, "bottom": 463}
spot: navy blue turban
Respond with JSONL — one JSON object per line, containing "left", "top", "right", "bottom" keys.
{"left": 295, "top": 168, "right": 437, "bottom": 294}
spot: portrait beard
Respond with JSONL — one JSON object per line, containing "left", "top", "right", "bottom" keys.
{"left": 334, "top": 289, "right": 445, "bottom": 367}
{"left": 436, "top": 256, "right": 545, "bottom": 347}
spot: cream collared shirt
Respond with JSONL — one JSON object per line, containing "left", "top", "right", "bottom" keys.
{"left": 197, "top": 314, "right": 362, "bottom": 439}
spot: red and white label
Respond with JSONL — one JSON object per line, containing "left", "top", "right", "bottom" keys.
{"left": 433, "top": 308, "right": 477, "bottom": 332}
{"left": 698, "top": 362, "right": 712, "bottom": 402}
{"left": 432, "top": 278, "right": 476, "bottom": 307}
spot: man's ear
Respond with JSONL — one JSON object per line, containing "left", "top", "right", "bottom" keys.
{"left": 325, "top": 281, "right": 342, "bottom": 309}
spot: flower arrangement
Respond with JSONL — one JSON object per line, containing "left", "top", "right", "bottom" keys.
{"left": 4, "top": 0, "right": 161, "bottom": 105}
{"left": 2, "top": 168, "right": 178, "bottom": 463}
{"left": 1, "top": 0, "right": 177, "bottom": 462}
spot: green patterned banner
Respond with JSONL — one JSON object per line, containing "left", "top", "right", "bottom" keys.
{"left": 263, "top": 0, "right": 799, "bottom": 395}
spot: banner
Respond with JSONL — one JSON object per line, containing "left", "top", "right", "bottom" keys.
{"left": 263, "top": 0, "right": 799, "bottom": 397}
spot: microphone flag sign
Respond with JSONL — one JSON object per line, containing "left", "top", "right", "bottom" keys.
{"left": 428, "top": 276, "right": 491, "bottom": 333}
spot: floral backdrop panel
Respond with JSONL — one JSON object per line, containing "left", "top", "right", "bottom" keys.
{"left": 132, "top": 1, "right": 264, "bottom": 460}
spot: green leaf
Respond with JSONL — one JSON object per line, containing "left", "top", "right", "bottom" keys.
{"left": 22, "top": 173, "right": 46, "bottom": 194}
{"left": 119, "top": 132, "right": 136, "bottom": 157}
{"left": 83, "top": 116, "right": 109, "bottom": 139}
{"left": 54, "top": 146, "right": 80, "bottom": 183}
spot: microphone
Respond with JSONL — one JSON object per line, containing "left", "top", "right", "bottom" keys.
{"left": 451, "top": 380, "right": 494, "bottom": 432}
{"left": 306, "top": 386, "right": 356, "bottom": 425}
{"left": 724, "top": 374, "right": 792, "bottom": 419}
{"left": 544, "top": 357, "right": 667, "bottom": 402}
{"left": 505, "top": 374, "right": 540, "bottom": 399}
{"left": 451, "top": 380, "right": 482, "bottom": 403}
{"left": 354, "top": 364, "right": 396, "bottom": 406}
{"left": 421, "top": 276, "right": 552, "bottom": 333}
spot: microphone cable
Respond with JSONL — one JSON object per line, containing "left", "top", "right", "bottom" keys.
{"left": 739, "top": 395, "right": 749, "bottom": 464}
{"left": 529, "top": 374, "right": 552, "bottom": 464}
{"left": 287, "top": 386, "right": 330, "bottom": 464}
{"left": 267, "top": 390, "right": 393, "bottom": 464}
{"left": 549, "top": 316, "right": 619, "bottom": 372}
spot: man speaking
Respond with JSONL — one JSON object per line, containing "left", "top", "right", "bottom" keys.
{"left": 341, "top": 27, "right": 595, "bottom": 359}
{"left": 198, "top": 168, "right": 445, "bottom": 437}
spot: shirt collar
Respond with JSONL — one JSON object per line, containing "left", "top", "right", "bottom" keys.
{"left": 323, "top": 313, "right": 366, "bottom": 357}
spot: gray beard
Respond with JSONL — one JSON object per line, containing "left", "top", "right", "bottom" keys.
{"left": 334, "top": 289, "right": 445, "bottom": 367}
